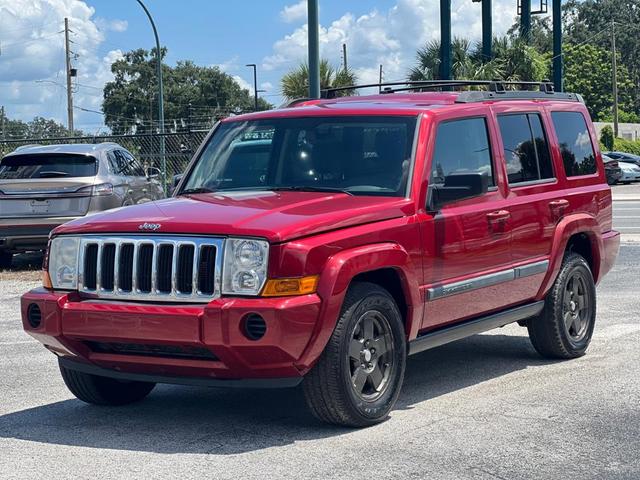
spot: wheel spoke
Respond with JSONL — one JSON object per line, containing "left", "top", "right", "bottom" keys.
{"left": 369, "top": 366, "right": 384, "bottom": 391}
{"left": 349, "top": 338, "right": 363, "bottom": 360}
{"left": 564, "top": 311, "right": 574, "bottom": 332}
{"left": 576, "top": 293, "right": 586, "bottom": 310}
{"left": 568, "top": 275, "right": 576, "bottom": 294}
{"left": 351, "top": 367, "right": 368, "bottom": 393}
{"left": 369, "top": 335, "right": 390, "bottom": 357}
{"left": 362, "top": 316, "right": 374, "bottom": 340}
{"left": 572, "top": 315, "right": 583, "bottom": 334}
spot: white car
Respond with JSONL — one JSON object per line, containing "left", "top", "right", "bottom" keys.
{"left": 618, "top": 161, "right": 640, "bottom": 183}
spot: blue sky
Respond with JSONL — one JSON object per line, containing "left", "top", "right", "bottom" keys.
{"left": 0, "top": 0, "right": 526, "bottom": 133}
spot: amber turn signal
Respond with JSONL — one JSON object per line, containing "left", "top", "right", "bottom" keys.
{"left": 261, "top": 275, "right": 319, "bottom": 297}
{"left": 42, "top": 271, "right": 53, "bottom": 289}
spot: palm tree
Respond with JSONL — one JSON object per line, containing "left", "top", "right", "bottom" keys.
{"left": 281, "top": 59, "right": 358, "bottom": 100}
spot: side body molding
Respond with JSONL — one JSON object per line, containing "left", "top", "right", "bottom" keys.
{"left": 294, "top": 242, "right": 422, "bottom": 372}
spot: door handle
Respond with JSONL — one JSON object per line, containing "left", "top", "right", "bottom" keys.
{"left": 486, "top": 210, "right": 511, "bottom": 222}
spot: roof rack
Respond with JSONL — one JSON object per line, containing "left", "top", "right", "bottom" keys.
{"left": 321, "top": 80, "right": 583, "bottom": 103}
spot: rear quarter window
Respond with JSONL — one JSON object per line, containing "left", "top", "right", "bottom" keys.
{"left": 551, "top": 111, "right": 597, "bottom": 177}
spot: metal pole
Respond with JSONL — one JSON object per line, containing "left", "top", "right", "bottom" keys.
{"left": 440, "top": 0, "right": 452, "bottom": 80}
{"left": 135, "top": 0, "right": 166, "bottom": 194}
{"left": 520, "top": 0, "right": 531, "bottom": 42}
{"left": 64, "top": 18, "right": 74, "bottom": 133}
{"left": 482, "top": 0, "right": 492, "bottom": 61}
{"left": 307, "top": 0, "right": 320, "bottom": 98}
{"left": 246, "top": 64, "right": 258, "bottom": 111}
{"left": 612, "top": 21, "right": 619, "bottom": 137}
{"left": 342, "top": 43, "right": 348, "bottom": 71}
{"left": 553, "top": 0, "right": 562, "bottom": 91}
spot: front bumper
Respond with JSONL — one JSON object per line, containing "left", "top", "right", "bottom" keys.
{"left": 21, "top": 288, "right": 322, "bottom": 384}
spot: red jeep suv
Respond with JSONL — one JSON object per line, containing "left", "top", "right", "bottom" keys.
{"left": 21, "top": 81, "right": 620, "bottom": 427}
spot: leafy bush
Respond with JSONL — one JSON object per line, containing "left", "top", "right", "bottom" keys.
{"left": 612, "top": 137, "right": 640, "bottom": 155}
{"left": 600, "top": 125, "right": 614, "bottom": 151}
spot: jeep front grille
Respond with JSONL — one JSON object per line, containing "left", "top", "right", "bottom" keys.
{"left": 78, "top": 236, "right": 223, "bottom": 302}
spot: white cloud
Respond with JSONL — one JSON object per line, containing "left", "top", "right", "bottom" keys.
{"left": 0, "top": 0, "right": 126, "bottom": 132}
{"left": 280, "top": 1, "right": 307, "bottom": 23}
{"left": 264, "top": 0, "right": 527, "bottom": 93}
{"left": 232, "top": 75, "right": 253, "bottom": 93}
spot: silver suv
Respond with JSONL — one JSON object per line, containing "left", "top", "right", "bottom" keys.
{"left": 0, "top": 143, "right": 164, "bottom": 268}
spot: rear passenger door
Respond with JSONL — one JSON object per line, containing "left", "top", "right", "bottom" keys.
{"left": 492, "top": 108, "right": 558, "bottom": 298}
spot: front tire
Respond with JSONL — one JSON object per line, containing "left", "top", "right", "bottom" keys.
{"left": 527, "top": 253, "right": 596, "bottom": 359}
{"left": 59, "top": 362, "right": 156, "bottom": 406}
{"left": 303, "top": 282, "right": 406, "bottom": 427}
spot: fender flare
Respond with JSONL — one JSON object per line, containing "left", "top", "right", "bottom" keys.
{"left": 295, "top": 242, "right": 421, "bottom": 372}
{"left": 536, "top": 213, "right": 603, "bottom": 300}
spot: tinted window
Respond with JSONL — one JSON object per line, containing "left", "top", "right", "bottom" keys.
{"left": 183, "top": 116, "right": 418, "bottom": 196}
{"left": 498, "top": 113, "right": 553, "bottom": 184}
{"left": 107, "top": 151, "right": 129, "bottom": 176}
{"left": 122, "top": 151, "right": 145, "bottom": 176}
{"left": 430, "top": 117, "right": 494, "bottom": 186}
{"left": 0, "top": 154, "right": 96, "bottom": 179}
{"left": 551, "top": 112, "right": 597, "bottom": 176}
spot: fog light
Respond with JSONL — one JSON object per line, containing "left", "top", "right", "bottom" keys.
{"left": 242, "top": 313, "right": 267, "bottom": 341}
{"left": 27, "top": 303, "right": 42, "bottom": 329}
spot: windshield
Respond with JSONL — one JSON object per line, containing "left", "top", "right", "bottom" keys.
{"left": 181, "top": 115, "right": 418, "bottom": 196}
{"left": 0, "top": 154, "right": 97, "bottom": 179}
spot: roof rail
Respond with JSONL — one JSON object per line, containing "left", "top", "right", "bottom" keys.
{"left": 321, "top": 79, "right": 581, "bottom": 102}
{"left": 279, "top": 98, "right": 316, "bottom": 108}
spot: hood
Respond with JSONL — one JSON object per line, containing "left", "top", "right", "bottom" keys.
{"left": 53, "top": 190, "right": 413, "bottom": 242}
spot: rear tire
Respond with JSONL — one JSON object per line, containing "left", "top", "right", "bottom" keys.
{"left": 303, "top": 282, "right": 406, "bottom": 427}
{"left": 59, "top": 362, "right": 155, "bottom": 406}
{"left": 0, "top": 251, "right": 12, "bottom": 269}
{"left": 527, "top": 253, "right": 596, "bottom": 359}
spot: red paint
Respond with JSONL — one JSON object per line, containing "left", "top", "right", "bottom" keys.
{"left": 22, "top": 92, "right": 619, "bottom": 382}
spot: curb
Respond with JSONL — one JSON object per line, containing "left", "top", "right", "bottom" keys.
{"left": 612, "top": 196, "right": 640, "bottom": 202}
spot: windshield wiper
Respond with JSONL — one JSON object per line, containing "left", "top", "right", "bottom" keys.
{"left": 39, "top": 171, "right": 70, "bottom": 178}
{"left": 179, "top": 187, "right": 216, "bottom": 195}
{"left": 268, "top": 186, "right": 354, "bottom": 196}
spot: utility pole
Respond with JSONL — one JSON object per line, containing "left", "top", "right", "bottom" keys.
{"left": 612, "top": 20, "right": 619, "bottom": 137}
{"left": 307, "top": 0, "right": 320, "bottom": 99}
{"left": 0, "top": 105, "right": 5, "bottom": 140}
{"left": 520, "top": 0, "right": 531, "bottom": 42}
{"left": 440, "top": 0, "right": 452, "bottom": 81}
{"left": 552, "top": 0, "right": 562, "bottom": 91}
{"left": 481, "top": 0, "right": 492, "bottom": 61}
{"left": 342, "top": 43, "right": 348, "bottom": 71}
{"left": 64, "top": 18, "right": 74, "bottom": 133}
{"left": 246, "top": 64, "right": 259, "bottom": 111}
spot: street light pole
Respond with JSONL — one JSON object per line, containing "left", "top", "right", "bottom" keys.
{"left": 307, "top": 0, "right": 320, "bottom": 99}
{"left": 246, "top": 64, "right": 259, "bottom": 111}
{"left": 135, "top": 0, "right": 167, "bottom": 194}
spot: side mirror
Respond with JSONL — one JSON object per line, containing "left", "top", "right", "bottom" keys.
{"left": 146, "top": 167, "right": 161, "bottom": 179}
{"left": 430, "top": 172, "right": 489, "bottom": 210}
{"left": 170, "top": 174, "right": 184, "bottom": 195}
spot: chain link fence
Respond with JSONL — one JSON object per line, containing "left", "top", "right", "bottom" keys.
{"left": 0, "top": 129, "right": 212, "bottom": 192}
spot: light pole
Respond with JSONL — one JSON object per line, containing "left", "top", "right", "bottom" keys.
{"left": 135, "top": 0, "right": 167, "bottom": 194}
{"left": 307, "top": 0, "right": 320, "bottom": 99}
{"left": 246, "top": 64, "right": 259, "bottom": 111}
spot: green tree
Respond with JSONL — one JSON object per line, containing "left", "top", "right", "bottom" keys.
{"left": 600, "top": 125, "right": 614, "bottom": 149}
{"left": 563, "top": 43, "right": 634, "bottom": 121}
{"left": 103, "top": 48, "right": 272, "bottom": 134}
{"left": 280, "top": 59, "right": 358, "bottom": 100}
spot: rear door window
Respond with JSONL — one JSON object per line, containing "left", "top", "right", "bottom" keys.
{"left": 0, "top": 154, "right": 97, "bottom": 179}
{"left": 430, "top": 117, "right": 494, "bottom": 187}
{"left": 121, "top": 151, "right": 146, "bottom": 176}
{"left": 497, "top": 113, "right": 554, "bottom": 184}
{"left": 551, "top": 111, "right": 597, "bottom": 177}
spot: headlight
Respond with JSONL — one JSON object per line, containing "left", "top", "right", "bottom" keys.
{"left": 222, "top": 238, "right": 269, "bottom": 295}
{"left": 48, "top": 236, "right": 80, "bottom": 290}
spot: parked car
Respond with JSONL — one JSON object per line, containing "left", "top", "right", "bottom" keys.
{"left": 602, "top": 154, "right": 623, "bottom": 185}
{"left": 618, "top": 161, "right": 640, "bottom": 183}
{"left": 0, "top": 143, "right": 163, "bottom": 268}
{"left": 604, "top": 151, "right": 640, "bottom": 167}
{"left": 21, "top": 83, "right": 619, "bottom": 427}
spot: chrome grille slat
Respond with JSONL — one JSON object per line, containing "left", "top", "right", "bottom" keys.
{"left": 78, "top": 236, "right": 223, "bottom": 303}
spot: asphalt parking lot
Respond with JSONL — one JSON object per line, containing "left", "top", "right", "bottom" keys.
{"left": 0, "top": 193, "right": 639, "bottom": 479}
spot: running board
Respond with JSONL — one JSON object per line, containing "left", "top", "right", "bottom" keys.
{"left": 408, "top": 301, "right": 545, "bottom": 355}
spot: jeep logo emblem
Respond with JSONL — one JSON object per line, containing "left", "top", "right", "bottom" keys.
{"left": 138, "top": 222, "right": 161, "bottom": 231}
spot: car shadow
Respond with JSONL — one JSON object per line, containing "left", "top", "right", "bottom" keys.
{"left": 0, "top": 331, "right": 556, "bottom": 455}
{"left": 7, "top": 252, "right": 43, "bottom": 271}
